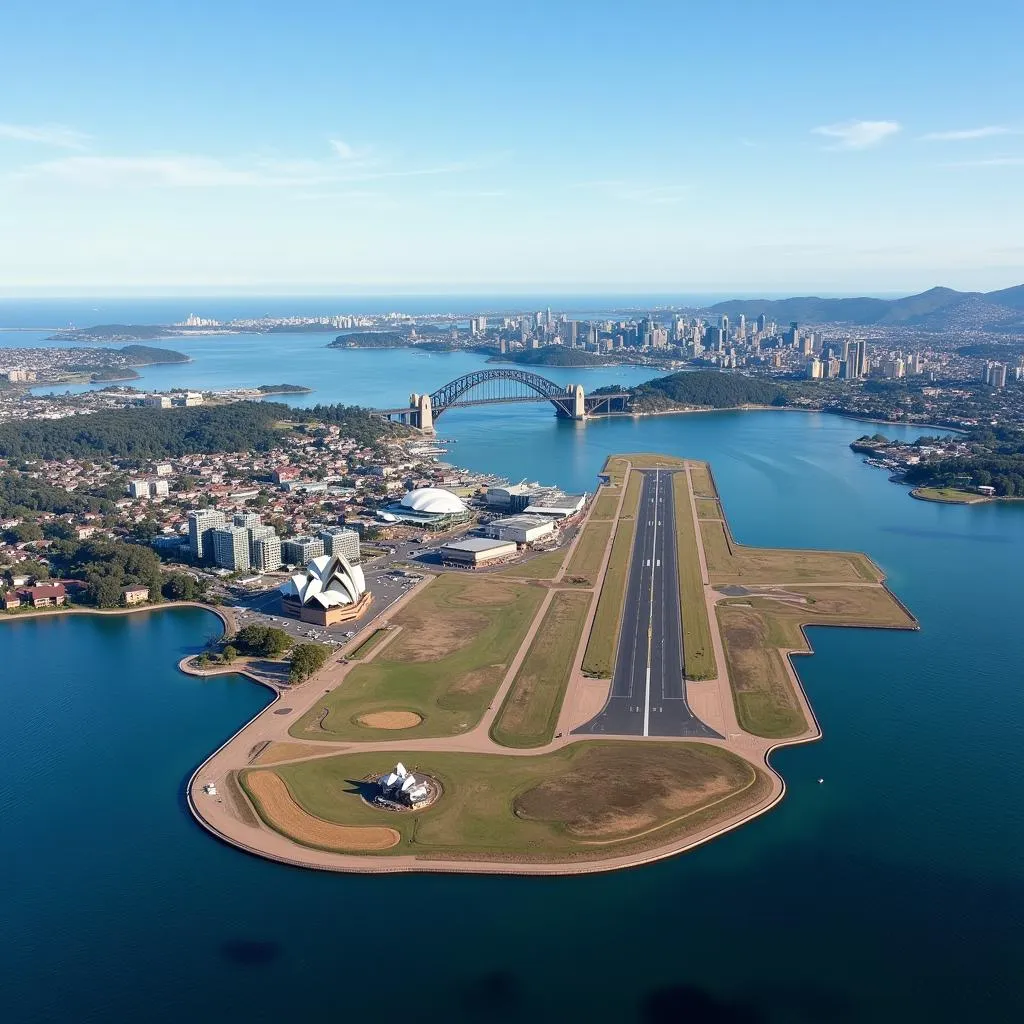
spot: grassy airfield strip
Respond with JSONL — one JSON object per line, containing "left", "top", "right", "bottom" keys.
{"left": 672, "top": 470, "right": 717, "bottom": 680}
{"left": 700, "top": 518, "right": 882, "bottom": 584}
{"left": 496, "top": 549, "right": 567, "bottom": 579}
{"left": 292, "top": 574, "right": 545, "bottom": 740}
{"left": 590, "top": 491, "right": 621, "bottom": 519}
{"left": 242, "top": 741, "right": 770, "bottom": 861}
{"left": 491, "top": 589, "right": 592, "bottom": 748}
{"left": 565, "top": 520, "right": 612, "bottom": 582}
{"left": 718, "top": 585, "right": 917, "bottom": 737}
{"left": 581, "top": 467, "right": 643, "bottom": 677}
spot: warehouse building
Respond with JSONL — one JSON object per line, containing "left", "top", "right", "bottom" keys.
{"left": 439, "top": 537, "right": 518, "bottom": 568}
{"left": 522, "top": 492, "right": 588, "bottom": 519}
{"left": 484, "top": 483, "right": 536, "bottom": 513}
{"left": 483, "top": 514, "right": 556, "bottom": 545}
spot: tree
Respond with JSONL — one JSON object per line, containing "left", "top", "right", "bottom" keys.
{"left": 289, "top": 643, "right": 330, "bottom": 683}
{"left": 162, "top": 572, "right": 202, "bottom": 601}
{"left": 3, "top": 521, "right": 43, "bottom": 544}
{"left": 222, "top": 645, "right": 238, "bottom": 663}
{"left": 233, "top": 624, "right": 293, "bottom": 658}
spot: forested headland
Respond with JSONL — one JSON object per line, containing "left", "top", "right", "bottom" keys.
{"left": 626, "top": 370, "right": 790, "bottom": 411}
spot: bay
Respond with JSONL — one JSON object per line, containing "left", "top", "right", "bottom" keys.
{"left": 0, "top": 340, "right": 1022, "bottom": 1021}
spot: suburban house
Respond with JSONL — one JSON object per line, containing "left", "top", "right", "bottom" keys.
{"left": 122, "top": 586, "right": 150, "bottom": 606}
{"left": 18, "top": 584, "right": 67, "bottom": 608}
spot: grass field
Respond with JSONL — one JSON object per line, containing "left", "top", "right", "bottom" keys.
{"left": 565, "top": 520, "right": 612, "bottom": 581}
{"left": 496, "top": 549, "right": 566, "bottom": 579}
{"left": 290, "top": 575, "right": 545, "bottom": 740}
{"left": 911, "top": 486, "right": 988, "bottom": 504}
{"left": 717, "top": 584, "right": 916, "bottom": 737}
{"left": 345, "top": 627, "right": 392, "bottom": 659}
{"left": 700, "top": 519, "right": 882, "bottom": 583}
{"left": 689, "top": 462, "right": 717, "bottom": 497}
{"left": 672, "top": 472, "right": 717, "bottom": 680}
{"left": 591, "top": 491, "right": 621, "bottom": 519}
{"left": 621, "top": 469, "right": 643, "bottom": 518}
{"left": 696, "top": 497, "right": 721, "bottom": 519}
{"left": 246, "top": 741, "right": 769, "bottom": 861}
{"left": 581, "top": 472, "right": 643, "bottom": 677}
{"left": 491, "top": 590, "right": 591, "bottom": 748}
{"left": 602, "top": 456, "right": 628, "bottom": 486}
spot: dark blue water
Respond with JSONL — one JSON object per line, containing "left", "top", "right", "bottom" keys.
{"left": 1, "top": 376, "right": 1022, "bottom": 1019}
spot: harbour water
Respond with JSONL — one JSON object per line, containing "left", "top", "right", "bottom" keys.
{"left": 1, "top": 323, "right": 1023, "bottom": 1022}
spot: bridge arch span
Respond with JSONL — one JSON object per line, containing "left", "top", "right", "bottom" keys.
{"left": 428, "top": 367, "right": 579, "bottom": 419}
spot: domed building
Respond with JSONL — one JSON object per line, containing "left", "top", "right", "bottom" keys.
{"left": 279, "top": 552, "right": 372, "bottom": 626}
{"left": 380, "top": 486, "right": 472, "bottom": 530}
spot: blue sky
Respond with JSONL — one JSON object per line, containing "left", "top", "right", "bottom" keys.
{"left": 2, "top": 0, "right": 1023, "bottom": 295}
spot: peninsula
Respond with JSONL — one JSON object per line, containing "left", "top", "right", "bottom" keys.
{"left": 188, "top": 453, "right": 916, "bottom": 874}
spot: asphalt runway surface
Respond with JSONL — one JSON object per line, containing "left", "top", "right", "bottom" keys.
{"left": 576, "top": 468, "right": 721, "bottom": 738}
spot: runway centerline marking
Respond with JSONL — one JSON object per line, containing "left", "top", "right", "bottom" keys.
{"left": 643, "top": 469, "right": 660, "bottom": 737}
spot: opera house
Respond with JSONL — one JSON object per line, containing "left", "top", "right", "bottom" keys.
{"left": 279, "top": 552, "right": 372, "bottom": 626}
{"left": 377, "top": 486, "right": 472, "bottom": 531}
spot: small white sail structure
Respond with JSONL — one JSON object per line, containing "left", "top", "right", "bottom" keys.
{"left": 279, "top": 552, "right": 367, "bottom": 609}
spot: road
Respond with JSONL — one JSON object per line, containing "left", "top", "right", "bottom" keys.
{"left": 576, "top": 469, "right": 721, "bottom": 738}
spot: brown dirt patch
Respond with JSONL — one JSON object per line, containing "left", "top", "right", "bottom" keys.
{"left": 357, "top": 710, "right": 423, "bottom": 729}
{"left": 253, "top": 742, "right": 338, "bottom": 766}
{"left": 246, "top": 771, "right": 400, "bottom": 851}
{"left": 513, "top": 744, "right": 754, "bottom": 839}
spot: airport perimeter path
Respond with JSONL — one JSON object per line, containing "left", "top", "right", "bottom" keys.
{"left": 187, "top": 456, "right": 866, "bottom": 876}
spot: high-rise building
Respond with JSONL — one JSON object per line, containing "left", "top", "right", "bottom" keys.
{"left": 470, "top": 316, "right": 487, "bottom": 337}
{"left": 319, "top": 527, "right": 361, "bottom": 564}
{"left": 849, "top": 339, "right": 867, "bottom": 378}
{"left": 233, "top": 512, "right": 261, "bottom": 528}
{"left": 212, "top": 525, "right": 251, "bottom": 571}
{"left": 560, "top": 320, "right": 578, "bottom": 347}
{"left": 983, "top": 361, "right": 1008, "bottom": 388}
{"left": 757, "top": 313, "right": 767, "bottom": 334}
{"left": 720, "top": 314, "right": 729, "bottom": 338}
{"left": 281, "top": 536, "right": 325, "bottom": 566}
{"left": 188, "top": 509, "right": 226, "bottom": 561}
{"left": 251, "top": 533, "right": 282, "bottom": 572}
{"left": 737, "top": 314, "right": 746, "bottom": 340}
{"left": 806, "top": 358, "right": 823, "bottom": 379}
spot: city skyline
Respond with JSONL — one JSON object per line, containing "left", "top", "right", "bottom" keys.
{"left": 2, "top": 0, "right": 1023, "bottom": 294}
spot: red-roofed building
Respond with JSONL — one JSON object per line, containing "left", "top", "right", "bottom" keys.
{"left": 18, "top": 584, "right": 67, "bottom": 608}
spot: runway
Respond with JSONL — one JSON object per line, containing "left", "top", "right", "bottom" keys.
{"left": 576, "top": 469, "right": 721, "bottom": 738}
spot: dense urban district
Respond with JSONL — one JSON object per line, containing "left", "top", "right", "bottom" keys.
{"left": 4, "top": 286, "right": 1024, "bottom": 499}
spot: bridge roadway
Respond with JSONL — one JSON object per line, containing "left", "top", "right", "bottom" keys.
{"left": 576, "top": 469, "right": 721, "bottom": 739}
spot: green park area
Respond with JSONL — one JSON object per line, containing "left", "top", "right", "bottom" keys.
{"left": 565, "top": 520, "right": 612, "bottom": 581}
{"left": 242, "top": 740, "right": 770, "bottom": 861}
{"left": 912, "top": 486, "right": 989, "bottom": 504}
{"left": 700, "top": 518, "right": 882, "bottom": 584}
{"left": 717, "top": 584, "right": 917, "bottom": 737}
{"left": 672, "top": 471, "right": 716, "bottom": 680}
{"left": 491, "top": 590, "right": 591, "bottom": 748}
{"left": 291, "top": 574, "right": 545, "bottom": 740}
{"left": 581, "top": 468, "right": 643, "bottom": 677}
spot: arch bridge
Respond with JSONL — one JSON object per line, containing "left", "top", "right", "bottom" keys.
{"left": 377, "top": 368, "right": 630, "bottom": 429}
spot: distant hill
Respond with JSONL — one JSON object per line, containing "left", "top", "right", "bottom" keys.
{"left": 329, "top": 331, "right": 407, "bottom": 348}
{"left": 48, "top": 324, "right": 175, "bottom": 342}
{"left": 706, "top": 284, "right": 1024, "bottom": 333}
{"left": 118, "top": 345, "right": 190, "bottom": 365}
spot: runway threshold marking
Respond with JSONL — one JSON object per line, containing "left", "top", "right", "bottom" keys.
{"left": 643, "top": 469, "right": 660, "bottom": 737}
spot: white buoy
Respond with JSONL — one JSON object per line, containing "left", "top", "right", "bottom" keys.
{"left": 817, "top": 778, "right": 824, "bottom": 784}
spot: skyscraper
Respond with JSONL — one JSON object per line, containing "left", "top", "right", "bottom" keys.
{"left": 188, "top": 509, "right": 226, "bottom": 561}
{"left": 212, "top": 525, "right": 251, "bottom": 571}
{"left": 757, "top": 313, "right": 767, "bottom": 334}
{"left": 720, "top": 314, "right": 729, "bottom": 339}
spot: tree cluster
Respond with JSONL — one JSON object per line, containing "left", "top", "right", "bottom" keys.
{"left": 232, "top": 624, "right": 293, "bottom": 658}
{"left": 289, "top": 642, "right": 330, "bottom": 682}
{"left": 630, "top": 370, "right": 789, "bottom": 411}
{"left": 48, "top": 538, "right": 163, "bottom": 608}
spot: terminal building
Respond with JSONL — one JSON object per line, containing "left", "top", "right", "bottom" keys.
{"left": 484, "top": 483, "right": 536, "bottom": 513}
{"left": 483, "top": 514, "right": 556, "bottom": 545}
{"left": 522, "top": 492, "right": 587, "bottom": 519}
{"left": 439, "top": 537, "right": 518, "bottom": 568}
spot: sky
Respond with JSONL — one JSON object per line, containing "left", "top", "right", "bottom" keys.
{"left": 1, "top": 0, "right": 1023, "bottom": 296}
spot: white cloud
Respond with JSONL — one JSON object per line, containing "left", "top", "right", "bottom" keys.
{"left": 921, "top": 126, "right": 1019, "bottom": 141}
{"left": 0, "top": 121, "right": 91, "bottom": 149}
{"left": 812, "top": 120, "right": 901, "bottom": 150}
{"left": 947, "top": 156, "right": 1024, "bottom": 167}
{"left": 10, "top": 144, "right": 482, "bottom": 189}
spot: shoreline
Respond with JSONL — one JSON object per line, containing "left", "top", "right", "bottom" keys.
{"left": 0, "top": 600, "right": 235, "bottom": 634}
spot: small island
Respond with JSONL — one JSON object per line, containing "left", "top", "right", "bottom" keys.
{"left": 490, "top": 345, "right": 610, "bottom": 368}
{"left": 189, "top": 453, "right": 917, "bottom": 875}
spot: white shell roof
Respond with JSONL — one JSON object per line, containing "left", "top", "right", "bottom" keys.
{"left": 278, "top": 552, "right": 366, "bottom": 607}
{"left": 400, "top": 487, "right": 466, "bottom": 514}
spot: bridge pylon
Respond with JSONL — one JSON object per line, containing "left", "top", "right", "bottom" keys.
{"left": 408, "top": 392, "right": 434, "bottom": 431}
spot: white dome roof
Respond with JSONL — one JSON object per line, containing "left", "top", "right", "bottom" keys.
{"left": 400, "top": 486, "right": 466, "bottom": 514}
